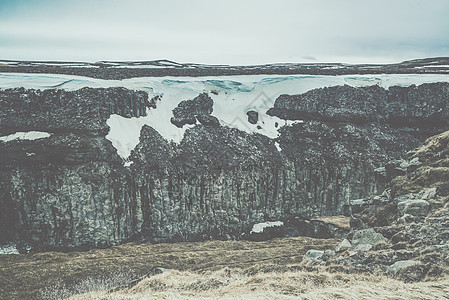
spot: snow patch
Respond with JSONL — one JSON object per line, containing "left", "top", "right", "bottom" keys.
{"left": 251, "top": 221, "right": 283, "bottom": 234}
{"left": 274, "top": 142, "right": 282, "bottom": 152}
{"left": 0, "top": 243, "right": 19, "bottom": 255}
{"left": 105, "top": 114, "right": 149, "bottom": 159}
{"left": 0, "top": 131, "right": 51, "bottom": 142}
{"left": 422, "top": 65, "right": 449, "bottom": 68}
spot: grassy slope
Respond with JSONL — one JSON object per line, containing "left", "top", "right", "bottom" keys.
{"left": 75, "top": 270, "right": 449, "bottom": 300}
{"left": 0, "top": 237, "right": 339, "bottom": 299}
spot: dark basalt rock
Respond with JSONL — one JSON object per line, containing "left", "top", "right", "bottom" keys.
{"left": 246, "top": 110, "right": 259, "bottom": 124}
{"left": 0, "top": 87, "right": 152, "bottom": 136}
{"left": 0, "top": 87, "right": 153, "bottom": 248}
{"left": 170, "top": 93, "right": 214, "bottom": 128}
{"left": 268, "top": 85, "right": 386, "bottom": 123}
{"left": 304, "top": 130, "right": 449, "bottom": 282}
{"left": 1, "top": 83, "right": 448, "bottom": 251}
{"left": 267, "top": 83, "right": 449, "bottom": 129}
{"left": 196, "top": 115, "right": 220, "bottom": 127}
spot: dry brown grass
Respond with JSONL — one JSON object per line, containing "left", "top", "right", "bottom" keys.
{"left": 416, "top": 130, "right": 449, "bottom": 159}
{"left": 70, "top": 268, "right": 449, "bottom": 300}
{"left": 0, "top": 237, "right": 339, "bottom": 299}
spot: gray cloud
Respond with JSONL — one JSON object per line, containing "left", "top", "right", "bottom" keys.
{"left": 0, "top": 0, "right": 448, "bottom": 64}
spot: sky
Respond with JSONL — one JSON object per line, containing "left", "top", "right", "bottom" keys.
{"left": 0, "top": 0, "right": 448, "bottom": 65}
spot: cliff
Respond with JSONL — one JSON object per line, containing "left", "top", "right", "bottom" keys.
{"left": 0, "top": 82, "right": 448, "bottom": 251}
{"left": 267, "top": 83, "right": 449, "bottom": 128}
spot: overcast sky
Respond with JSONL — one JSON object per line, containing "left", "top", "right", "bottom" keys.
{"left": 0, "top": 0, "right": 448, "bottom": 65}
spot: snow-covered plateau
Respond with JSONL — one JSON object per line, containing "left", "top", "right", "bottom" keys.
{"left": 1, "top": 72, "right": 449, "bottom": 159}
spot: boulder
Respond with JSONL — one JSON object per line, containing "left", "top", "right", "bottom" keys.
{"left": 352, "top": 228, "right": 387, "bottom": 246}
{"left": 304, "top": 249, "right": 324, "bottom": 260}
{"left": 397, "top": 199, "right": 430, "bottom": 217}
{"left": 386, "top": 260, "right": 420, "bottom": 275}
{"left": 335, "top": 239, "right": 352, "bottom": 252}
{"left": 171, "top": 93, "right": 214, "bottom": 127}
{"left": 354, "top": 243, "right": 373, "bottom": 252}
{"left": 196, "top": 115, "right": 220, "bottom": 127}
{"left": 420, "top": 187, "right": 437, "bottom": 200}
{"left": 397, "top": 213, "right": 415, "bottom": 224}
{"left": 246, "top": 110, "right": 259, "bottom": 124}
{"left": 399, "top": 157, "right": 422, "bottom": 172}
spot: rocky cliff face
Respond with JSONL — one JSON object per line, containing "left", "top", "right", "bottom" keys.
{"left": 0, "top": 82, "right": 448, "bottom": 251}
{"left": 267, "top": 83, "right": 449, "bottom": 128}
{"left": 0, "top": 88, "right": 151, "bottom": 249}
{"left": 0, "top": 87, "right": 152, "bottom": 135}
{"left": 299, "top": 130, "right": 449, "bottom": 282}
{"left": 170, "top": 93, "right": 216, "bottom": 127}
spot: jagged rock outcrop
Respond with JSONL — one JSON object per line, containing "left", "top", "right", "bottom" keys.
{"left": 267, "top": 83, "right": 449, "bottom": 128}
{"left": 0, "top": 87, "right": 152, "bottom": 135}
{"left": 275, "top": 121, "right": 426, "bottom": 214}
{"left": 246, "top": 110, "right": 259, "bottom": 124}
{"left": 129, "top": 125, "right": 292, "bottom": 241}
{"left": 303, "top": 131, "right": 449, "bottom": 282}
{"left": 0, "top": 88, "right": 152, "bottom": 249}
{"left": 1, "top": 83, "right": 448, "bottom": 251}
{"left": 170, "top": 93, "right": 215, "bottom": 127}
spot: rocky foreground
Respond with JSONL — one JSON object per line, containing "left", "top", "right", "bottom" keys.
{"left": 34, "top": 130, "right": 449, "bottom": 299}
{"left": 0, "top": 237, "right": 339, "bottom": 299}
{"left": 300, "top": 130, "right": 449, "bottom": 282}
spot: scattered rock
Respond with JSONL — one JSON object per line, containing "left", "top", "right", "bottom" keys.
{"left": 397, "top": 214, "right": 415, "bottom": 224}
{"left": 420, "top": 187, "right": 437, "bottom": 200}
{"left": 335, "top": 239, "right": 352, "bottom": 252}
{"left": 386, "top": 260, "right": 420, "bottom": 275}
{"left": 397, "top": 199, "right": 430, "bottom": 217}
{"left": 354, "top": 243, "right": 373, "bottom": 252}
{"left": 304, "top": 249, "right": 324, "bottom": 260}
{"left": 396, "top": 263, "right": 429, "bottom": 282}
{"left": 322, "top": 250, "right": 336, "bottom": 260}
{"left": 352, "top": 228, "right": 387, "bottom": 246}
{"left": 399, "top": 157, "right": 422, "bottom": 172}
{"left": 154, "top": 267, "right": 172, "bottom": 274}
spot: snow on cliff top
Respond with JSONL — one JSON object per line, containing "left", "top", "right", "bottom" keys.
{"left": 1, "top": 73, "right": 449, "bottom": 159}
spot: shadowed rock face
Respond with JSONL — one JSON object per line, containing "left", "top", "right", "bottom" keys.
{"left": 170, "top": 93, "right": 214, "bottom": 128}
{"left": 0, "top": 87, "right": 152, "bottom": 135}
{"left": 0, "top": 83, "right": 448, "bottom": 251}
{"left": 267, "top": 83, "right": 449, "bottom": 128}
{"left": 0, "top": 88, "right": 151, "bottom": 249}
